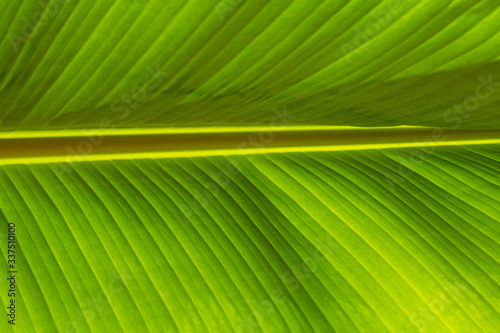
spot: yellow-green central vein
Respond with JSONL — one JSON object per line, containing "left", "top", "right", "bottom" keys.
{"left": 0, "top": 127, "right": 499, "bottom": 166}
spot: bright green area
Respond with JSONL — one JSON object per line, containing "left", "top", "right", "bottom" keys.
{"left": 0, "top": 145, "right": 499, "bottom": 332}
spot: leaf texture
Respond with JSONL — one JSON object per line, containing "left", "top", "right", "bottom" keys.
{"left": 1, "top": 144, "right": 499, "bottom": 332}
{"left": 0, "top": 0, "right": 500, "bottom": 129}
{"left": 0, "top": 1, "right": 499, "bottom": 332}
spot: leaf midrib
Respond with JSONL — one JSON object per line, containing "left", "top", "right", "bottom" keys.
{"left": 0, "top": 127, "right": 499, "bottom": 166}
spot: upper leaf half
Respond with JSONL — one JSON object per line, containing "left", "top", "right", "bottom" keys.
{"left": 1, "top": 0, "right": 500, "bottom": 130}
